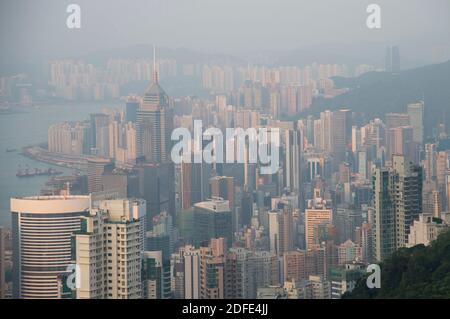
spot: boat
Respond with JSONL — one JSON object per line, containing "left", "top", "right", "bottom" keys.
{"left": 6, "top": 148, "right": 17, "bottom": 152}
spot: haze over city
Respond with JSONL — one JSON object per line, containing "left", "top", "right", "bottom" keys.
{"left": 1, "top": 0, "right": 450, "bottom": 305}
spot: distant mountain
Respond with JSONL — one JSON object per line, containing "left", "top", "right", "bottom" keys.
{"left": 344, "top": 228, "right": 450, "bottom": 299}
{"left": 307, "top": 60, "right": 450, "bottom": 136}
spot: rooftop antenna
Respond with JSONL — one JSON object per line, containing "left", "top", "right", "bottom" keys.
{"left": 153, "top": 45, "right": 158, "bottom": 83}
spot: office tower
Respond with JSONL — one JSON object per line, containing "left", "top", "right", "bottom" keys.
{"left": 364, "top": 118, "right": 385, "bottom": 160}
{"left": 125, "top": 96, "right": 140, "bottom": 123}
{"left": 87, "top": 157, "right": 113, "bottom": 194}
{"left": 101, "top": 168, "right": 130, "bottom": 198}
{"left": 436, "top": 151, "right": 449, "bottom": 187}
{"left": 136, "top": 51, "right": 173, "bottom": 163}
{"left": 143, "top": 250, "right": 171, "bottom": 299}
{"left": 319, "top": 110, "right": 333, "bottom": 153}
{"left": 179, "top": 199, "right": 232, "bottom": 247}
{"left": 407, "top": 101, "right": 425, "bottom": 145}
{"left": 407, "top": 214, "right": 448, "bottom": 247}
{"left": 373, "top": 155, "right": 423, "bottom": 261}
{"left": 268, "top": 205, "right": 294, "bottom": 256}
{"left": 145, "top": 218, "right": 172, "bottom": 299}
{"left": 358, "top": 150, "right": 368, "bottom": 180}
{"left": 305, "top": 207, "right": 333, "bottom": 250}
{"left": 0, "top": 227, "right": 5, "bottom": 299}
{"left": 284, "top": 129, "right": 302, "bottom": 195}
{"left": 11, "top": 195, "right": 91, "bottom": 299}
{"left": 181, "top": 161, "right": 211, "bottom": 210}
{"left": 386, "top": 126, "right": 415, "bottom": 163}
{"left": 74, "top": 199, "right": 145, "bottom": 299}
{"left": 385, "top": 113, "right": 410, "bottom": 130}
{"left": 240, "top": 190, "right": 253, "bottom": 227}
{"left": 114, "top": 121, "right": 137, "bottom": 166}
{"left": 137, "top": 162, "right": 176, "bottom": 227}
{"left": 332, "top": 109, "right": 352, "bottom": 163}
{"left": 352, "top": 126, "right": 362, "bottom": 153}
{"left": 423, "top": 143, "right": 437, "bottom": 182}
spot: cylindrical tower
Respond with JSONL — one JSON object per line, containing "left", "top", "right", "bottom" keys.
{"left": 11, "top": 195, "right": 90, "bottom": 299}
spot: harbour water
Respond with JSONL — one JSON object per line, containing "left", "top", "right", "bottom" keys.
{"left": 0, "top": 102, "right": 121, "bottom": 227}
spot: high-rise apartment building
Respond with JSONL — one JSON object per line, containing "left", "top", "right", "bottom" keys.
{"left": 373, "top": 155, "right": 423, "bottom": 261}
{"left": 305, "top": 205, "right": 333, "bottom": 250}
{"left": 74, "top": 199, "right": 145, "bottom": 299}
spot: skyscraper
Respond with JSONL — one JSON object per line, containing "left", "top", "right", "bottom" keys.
{"left": 181, "top": 161, "right": 211, "bottom": 210}
{"left": 305, "top": 205, "right": 333, "bottom": 250}
{"left": 137, "top": 162, "right": 176, "bottom": 226}
{"left": 332, "top": 109, "right": 352, "bottom": 163}
{"left": 268, "top": 204, "right": 294, "bottom": 256}
{"left": 90, "top": 113, "right": 110, "bottom": 157}
{"left": 125, "top": 96, "right": 140, "bottom": 123}
{"left": 11, "top": 195, "right": 91, "bottom": 299}
{"left": 373, "top": 155, "right": 423, "bottom": 261}
{"left": 373, "top": 168, "right": 395, "bottom": 262}
{"left": 136, "top": 48, "right": 173, "bottom": 163}
{"left": 74, "top": 199, "right": 145, "bottom": 299}
{"left": 179, "top": 199, "right": 233, "bottom": 247}
{"left": 87, "top": 157, "right": 113, "bottom": 194}
{"left": 407, "top": 101, "right": 425, "bottom": 145}
{"left": 284, "top": 129, "right": 302, "bottom": 196}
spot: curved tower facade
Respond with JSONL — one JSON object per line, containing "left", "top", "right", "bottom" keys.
{"left": 11, "top": 195, "right": 90, "bottom": 299}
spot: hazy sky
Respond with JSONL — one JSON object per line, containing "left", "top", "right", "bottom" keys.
{"left": 1, "top": 0, "right": 449, "bottom": 63}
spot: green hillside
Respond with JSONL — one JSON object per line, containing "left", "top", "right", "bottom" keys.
{"left": 307, "top": 60, "right": 450, "bottom": 136}
{"left": 343, "top": 229, "right": 450, "bottom": 299}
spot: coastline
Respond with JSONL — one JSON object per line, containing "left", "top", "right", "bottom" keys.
{"left": 21, "top": 144, "right": 88, "bottom": 171}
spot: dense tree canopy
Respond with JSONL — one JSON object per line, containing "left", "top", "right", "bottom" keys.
{"left": 344, "top": 229, "right": 450, "bottom": 299}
